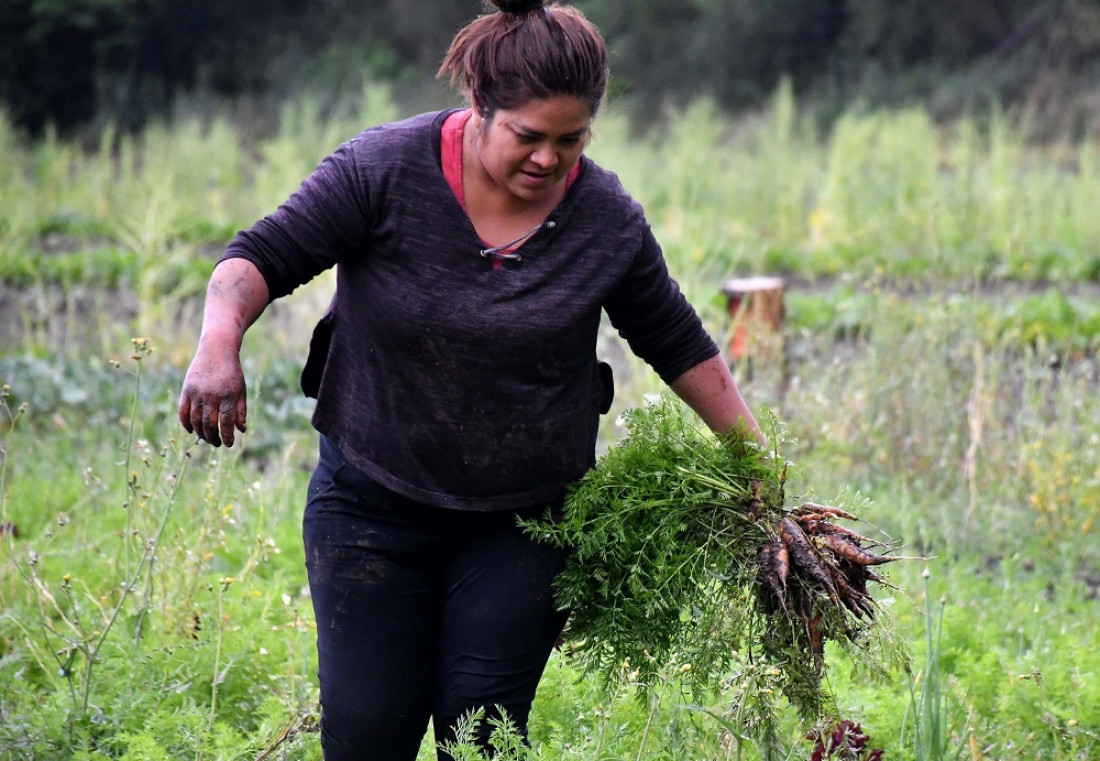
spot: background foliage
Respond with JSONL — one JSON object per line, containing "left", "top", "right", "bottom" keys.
{"left": 3, "top": 0, "right": 1100, "bottom": 138}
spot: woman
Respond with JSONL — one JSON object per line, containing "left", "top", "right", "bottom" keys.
{"left": 178, "top": 1, "right": 760, "bottom": 758}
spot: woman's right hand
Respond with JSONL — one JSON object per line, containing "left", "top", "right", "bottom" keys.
{"left": 178, "top": 336, "right": 249, "bottom": 448}
{"left": 178, "top": 257, "right": 270, "bottom": 448}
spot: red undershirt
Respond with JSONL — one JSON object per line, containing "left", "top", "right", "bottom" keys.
{"left": 441, "top": 109, "right": 580, "bottom": 270}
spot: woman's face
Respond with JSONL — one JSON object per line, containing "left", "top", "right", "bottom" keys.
{"left": 470, "top": 95, "right": 592, "bottom": 204}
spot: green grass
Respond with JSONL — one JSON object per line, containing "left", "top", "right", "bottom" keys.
{"left": 1, "top": 83, "right": 1098, "bottom": 759}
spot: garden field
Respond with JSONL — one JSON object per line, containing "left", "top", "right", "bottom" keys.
{"left": 1, "top": 84, "right": 1099, "bottom": 759}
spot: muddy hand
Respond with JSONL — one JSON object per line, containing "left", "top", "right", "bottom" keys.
{"left": 178, "top": 352, "right": 248, "bottom": 448}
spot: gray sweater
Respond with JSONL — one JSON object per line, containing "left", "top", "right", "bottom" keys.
{"left": 223, "top": 109, "right": 719, "bottom": 510}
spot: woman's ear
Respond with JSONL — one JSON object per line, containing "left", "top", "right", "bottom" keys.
{"left": 468, "top": 108, "right": 484, "bottom": 136}
{"left": 470, "top": 94, "right": 493, "bottom": 122}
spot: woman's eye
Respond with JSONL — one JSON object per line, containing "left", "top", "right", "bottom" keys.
{"left": 517, "top": 134, "right": 539, "bottom": 144}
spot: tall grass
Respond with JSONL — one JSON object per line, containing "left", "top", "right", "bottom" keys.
{"left": 586, "top": 83, "right": 1100, "bottom": 295}
{"left": 3, "top": 82, "right": 1100, "bottom": 300}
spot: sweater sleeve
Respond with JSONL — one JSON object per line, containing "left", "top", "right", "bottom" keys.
{"left": 219, "top": 140, "right": 372, "bottom": 300}
{"left": 602, "top": 221, "right": 720, "bottom": 384}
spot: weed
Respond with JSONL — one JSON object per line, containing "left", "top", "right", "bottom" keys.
{"left": 6, "top": 341, "right": 194, "bottom": 725}
{"left": 902, "top": 569, "right": 952, "bottom": 761}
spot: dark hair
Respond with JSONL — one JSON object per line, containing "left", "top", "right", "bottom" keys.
{"left": 438, "top": 0, "right": 609, "bottom": 119}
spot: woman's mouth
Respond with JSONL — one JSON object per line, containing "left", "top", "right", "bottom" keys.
{"left": 520, "top": 170, "right": 554, "bottom": 186}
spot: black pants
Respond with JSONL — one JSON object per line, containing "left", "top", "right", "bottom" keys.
{"left": 303, "top": 436, "right": 570, "bottom": 760}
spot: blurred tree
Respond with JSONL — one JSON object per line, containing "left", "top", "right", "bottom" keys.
{"left": 1, "top": 0, "right": 1098, "bottom": 137}
{"left": 588, "top": 0, "right": 846, "bottom": 107}
{"left": 0, "top": 0, "right": 126, "bottom": 133}
{"left": 834, "top": 0, "right": 1100, "bottom": 132}
{"left": 841, "top": 0, "right": 1021, "bottom": 66}
{"left": 0, "top": 0, "right": 310, "bottom": 133}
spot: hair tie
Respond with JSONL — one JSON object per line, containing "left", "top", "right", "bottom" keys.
{"left": 498, "top": 0, "right": 544, "bottom": 15}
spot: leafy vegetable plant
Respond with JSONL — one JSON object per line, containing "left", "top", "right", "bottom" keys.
{"left": 523, "top": 393, "right": 911, "bottom": 754}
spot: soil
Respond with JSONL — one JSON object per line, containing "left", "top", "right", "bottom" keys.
{"left": 0, "top": 284, "right": 139, "bottom": 350}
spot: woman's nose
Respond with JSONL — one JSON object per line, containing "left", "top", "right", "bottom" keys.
{"left": 530, "top": 144, "right": 556, "bottom": 168}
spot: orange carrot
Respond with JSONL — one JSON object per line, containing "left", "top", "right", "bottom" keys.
{"left": 757, "top": 541, "right": 789, "bottom": 611}
{"left": 796, "top": 502, "right": 859, "bottom": 522}
{"left": 821, "top": 534, "right": 898, "bottom": 566}
{"left": 780, "top": 517, "right": 839, "bottom": 603}
{"left": 831, "top": 568, "right": 874, "bottom": 619}
{"left": 809, "top": 520, "right": 877, "bottom": 545}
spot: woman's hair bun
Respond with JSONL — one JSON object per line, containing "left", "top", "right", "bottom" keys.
{"left": 492, "top": 0, "right": 545, "bottom": 14}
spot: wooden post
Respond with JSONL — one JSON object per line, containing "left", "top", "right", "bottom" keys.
{"left": 721, "top": 276, "right": 786, "bottom": 367}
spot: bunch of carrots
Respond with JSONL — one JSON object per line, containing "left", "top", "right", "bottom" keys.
{"left": 758, "top": 498, "right": 902, "bottom": 672}
{"left": 525, "top": 394, "right": 911, "bottom": 749}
